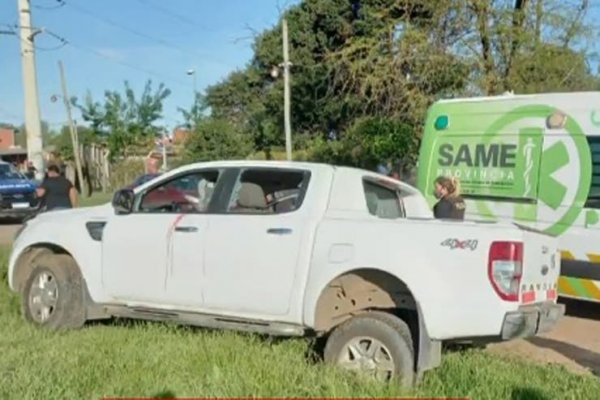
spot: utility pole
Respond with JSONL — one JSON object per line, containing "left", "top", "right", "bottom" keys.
{"left": 58, "top": 61, "right": 87, "bottom": 196}
{"left": 282, "top": 18, "right": 292, "bottom": 161}
{"left": 162, "top": 132, "right": 168, "bottom": 171}
{"left": 18, "top": 0, "right": 45, "bottom": 180}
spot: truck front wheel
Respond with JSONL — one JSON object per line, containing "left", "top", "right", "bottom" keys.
{"left": 21, "top": 254, "right": 87, "bottom": 330}
{"left": 323, "top": 311, "right": 415, "bottom": 387}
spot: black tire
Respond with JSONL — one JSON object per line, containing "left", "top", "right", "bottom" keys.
{"left": 21, "top": 254, "right": 87, "bottom": 330}
{"left": 323, "top": 311, "right": 415, "bottom": 387}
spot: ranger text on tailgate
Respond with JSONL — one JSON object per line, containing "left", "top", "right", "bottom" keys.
{"left": 7, "top": 161, "right": 564, "bottom": 386}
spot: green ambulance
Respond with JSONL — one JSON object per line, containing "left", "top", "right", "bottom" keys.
{"left": 416, "top": 91, "right": 600, "bottom": 303}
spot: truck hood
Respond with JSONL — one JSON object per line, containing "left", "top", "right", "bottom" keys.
{"left": 30, "top": 203, "right": 113, "bottom": 224}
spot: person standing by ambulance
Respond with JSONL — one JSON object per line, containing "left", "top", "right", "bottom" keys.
{"left": 432, "top": 176, "right": 465, "bottom": 220}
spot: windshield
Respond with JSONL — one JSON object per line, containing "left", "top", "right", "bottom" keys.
{"left": 0, "top": 164, "right": 26, "bottom": 180}
{"left": 133, "top": 173, "right": 160, "bottom": 187}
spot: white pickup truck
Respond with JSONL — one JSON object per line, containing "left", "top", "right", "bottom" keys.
{"left": 8, "top": 161, "right": 564, "bottom": 385}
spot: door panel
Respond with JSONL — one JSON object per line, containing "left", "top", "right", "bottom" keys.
{"left": 102, "top": 214, "right": 175, "bottom": 303}
{"left": 165, "top": 214, "right": 208, "bottom": 307}
{"left": 203, "top": 214, "right": 304, "bottom": 315}
{"left": 103, "top": 168, "right": 223, "bottom": 306}
{"left": 202, "top": 167, "right": 311, "bottom": 317}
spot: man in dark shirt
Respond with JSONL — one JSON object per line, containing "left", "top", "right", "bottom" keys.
{"left": 36, "top": 164, "right": 78, "bottom": 211}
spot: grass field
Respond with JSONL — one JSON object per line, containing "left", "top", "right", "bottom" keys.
{"left": 1, "top": 218, "right": 599, "bottom": 399}
{"left": 80, "top": 191, "right": 114, "bottom": 208}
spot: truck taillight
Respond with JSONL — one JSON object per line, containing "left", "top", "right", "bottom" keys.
{"left": 488, "top": 241, "right": 523, "bottom": 302}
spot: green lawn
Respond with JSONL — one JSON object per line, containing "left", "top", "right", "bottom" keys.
{"left": 0, "top": 246, "right": 598, "bottom": 399}
{"left": 80, "top": 191, "right": 114, "bottom": 208}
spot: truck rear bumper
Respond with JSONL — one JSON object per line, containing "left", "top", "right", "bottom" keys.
{"left": 501, "top": 302, "right": 565, "bottom": 340}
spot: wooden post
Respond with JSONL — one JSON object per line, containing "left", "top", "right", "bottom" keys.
{"left": 58, "top": 60, "right": 87, "bottom": 196}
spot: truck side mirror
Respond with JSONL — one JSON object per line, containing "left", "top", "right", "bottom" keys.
{"left": 112, "top": 189, "right": 135, "bottom": 215}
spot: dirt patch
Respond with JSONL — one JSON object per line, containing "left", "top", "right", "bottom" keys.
{"left": 0, "top": 223, "right": 20, "bottom": 246}
{"left": 487, "top": 299, "right": 600, "bottom": 377}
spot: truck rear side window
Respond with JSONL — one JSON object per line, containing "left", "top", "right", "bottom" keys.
{"left": 587, "top": 137, "right": 600, "bottom": 208}
{"left": 362, "top": 179, "right": 405, "bottom": 219}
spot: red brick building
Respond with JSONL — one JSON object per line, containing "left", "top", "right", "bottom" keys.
{"left": 172, "top": 127, "right": 190, "bottom": 145}
{"left": 0, "top": 127, "right": 16, "bottom": 150}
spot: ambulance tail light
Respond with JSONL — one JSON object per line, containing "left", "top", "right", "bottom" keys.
{"left": 488, "top": 241, "right": 523, "bottom": 302}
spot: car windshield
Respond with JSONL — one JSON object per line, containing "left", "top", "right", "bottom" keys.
{"left": 0, "top": 164, "right": 25, "bottom": 180}
{"left": 133, "top": 173, "right": 160, "bottom": 187}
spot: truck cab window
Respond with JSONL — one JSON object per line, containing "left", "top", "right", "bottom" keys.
{"left": 139, "top": 170, "right": 221, "bottom": 213}
{"left": 227, "top": 169, "right": 310, "bottom": 214}
{"left": 363, "top": 179, "right": 405, "bottom": 219}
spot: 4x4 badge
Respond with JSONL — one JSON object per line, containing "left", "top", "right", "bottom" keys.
{"left": 441, "top": 239, "right": 478, "bottom": 251}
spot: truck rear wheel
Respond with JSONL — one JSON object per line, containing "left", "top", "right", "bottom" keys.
{"left": 21, "top": 254, "right": 87, "bottom": 330}
{"left": 323, "top": 311, "right": 415, "bottom": 387}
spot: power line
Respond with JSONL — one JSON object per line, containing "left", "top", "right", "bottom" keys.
{"left": 3, "top": 22, "right": 190, "bottom": 88}
{"left": 64, "top": 0, "right": 215, "bottom": 62}
{"left": 3, "top": 23, "right": 66, "bottom": 51}
{"left": 133, "top": 0, "right": 214, "bottom": 33}
{"left": 42, "top": 28, "right": 190, "bottom": 88}
{"left": 31, "top": 0, "right": 65, "bottom": 10}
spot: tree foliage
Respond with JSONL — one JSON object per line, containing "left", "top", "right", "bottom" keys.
{"left": 182, "top": 118, "right": 253, "bottom": 163}
{"left": 48, "top": 125, "right": 96, "bottom": 161}
{"left": 308, "top": 117, "right": 418, "bottom": 170}
{"left": 73, "top": 80, "right": 171, "bottom": 158}
{"left": 185, "top": 0, "right": 598, "bottom": 168}
{"left": 15, "top": 0, "right": 593, "bottom": 172}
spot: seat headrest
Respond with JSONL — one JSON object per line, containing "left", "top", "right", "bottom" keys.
{"left": 237, "top": 183, "right": 267, "bottom": 209}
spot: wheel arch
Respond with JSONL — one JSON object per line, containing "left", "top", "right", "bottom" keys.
{"left": 11, "top": 243, "right": 71, "bottom": 293}
{"left": 12, "top": 242, "right": 107, "bottom": 320}
{"left": 310, "top": 267, "right": 441, "bottom": 375}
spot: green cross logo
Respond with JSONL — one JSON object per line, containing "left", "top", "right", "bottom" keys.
{"left": 477, "top": 105, "right": 591, "bottom": 236}
{"left": 539, "top": 141, "right": 569, "bottom": 209}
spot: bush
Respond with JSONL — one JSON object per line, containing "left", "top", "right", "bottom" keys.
{"left": 305, "top": 117, "right": 419, "bottom": 172}
{"left": 183, "top": 118, "right": 253, "bottom": 163}
{"left": 343, "top": 117, "right": 419, "bottom": 170}
{"left": 109, "top": 159, "right": 145, "bottom": 190}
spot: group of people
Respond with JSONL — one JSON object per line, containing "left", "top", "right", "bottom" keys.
{"left": 30, "top": 158, "right": 465, "bottom": 219}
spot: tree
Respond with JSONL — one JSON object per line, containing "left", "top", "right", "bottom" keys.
{"left": 178, "top": 92, "right": 209, "bottom": 129}
{"left": 73, "top": 80, "right": 171, "bottom": 158}
{"left": 308, "top": 117, "right": 418, "bottom": 171}
{"left": 509, "top": 43, "right": 600, "bottom": 93}
{"left": 465, "top": 0, "right": 596, "bottom": 94}
{"left": 183, "top": 118, "right": 253, "bottom": 163}
{"left": 48, "top": 125, "right": 95, "bottom": 161}
{"left": 204, "top": 0, "right": 371, "bottom": 155}
{"left": 199, "top": 0, "right": 598, "bottom": 170}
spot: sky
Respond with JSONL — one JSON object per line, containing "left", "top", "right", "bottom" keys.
{"left": 1, "top": 1, "right": 599, "bottom": 136}
{"left": 0, "top": 0, "right": 299, "bottom": 132}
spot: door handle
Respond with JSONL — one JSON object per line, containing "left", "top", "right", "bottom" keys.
{"left": 267, "top": 228, "right": 292, "bottom": 235}
{"left": 175, "top": 226, "right": 198, "bottom": 233}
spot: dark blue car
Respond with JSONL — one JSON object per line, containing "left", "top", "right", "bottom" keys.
{"left": 0, "top": 161, "right": 39, "bottom": 220}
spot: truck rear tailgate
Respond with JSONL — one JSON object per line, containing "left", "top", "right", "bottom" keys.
{"left": 519, "top": 226, "right": 560, "bottom": 305}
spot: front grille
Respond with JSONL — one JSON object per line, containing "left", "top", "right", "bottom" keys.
{"left": 0, "top": 192, "right": 37, "bottom": 209}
